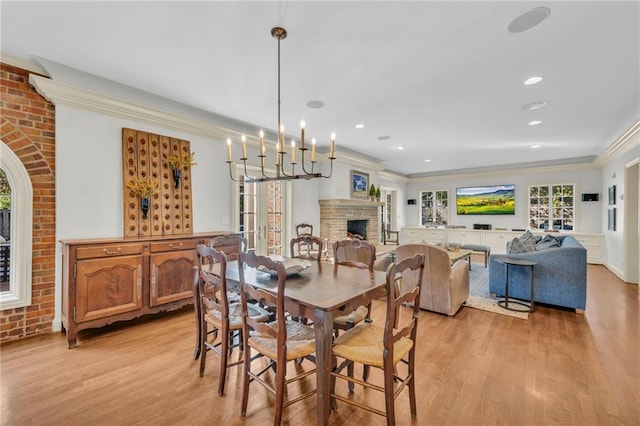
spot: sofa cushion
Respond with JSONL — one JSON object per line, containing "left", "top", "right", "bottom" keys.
{"left": 508, "top": 236, "right": 535, "bottom": 254}
{"left": 508, "top": 230, "right": 536, "bottom": 254}
{"left": 536, "top": 234, "right": 560, "bottom": 250}
{"left": 519, "top": 230, "right": 536, "bottom": 247}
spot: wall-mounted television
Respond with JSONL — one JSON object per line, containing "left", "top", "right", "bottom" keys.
{"left": 456, "top": 184, "right": 515, "bottom": 215}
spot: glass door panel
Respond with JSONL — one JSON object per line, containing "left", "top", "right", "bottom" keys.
{"left": 235, "top": 168, "right": 287, "bottom": 255}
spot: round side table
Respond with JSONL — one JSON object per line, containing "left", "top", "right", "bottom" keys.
{"left": 495, "top": 257, "right": 537, "bottom": 313}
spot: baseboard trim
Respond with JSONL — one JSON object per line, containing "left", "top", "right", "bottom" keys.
{"left": 604, "top": 262, "right": 626, "bottom": 282}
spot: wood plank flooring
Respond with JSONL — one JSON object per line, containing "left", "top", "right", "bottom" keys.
{"left": 1, "top": 264, "right": 638, "bottom": 425}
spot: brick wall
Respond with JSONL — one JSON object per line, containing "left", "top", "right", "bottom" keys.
{"left": 0, "top": 63, "right": 56, "bottom": 342}
{"left": 319, "top": 199, "right": 381, "bottom": 244}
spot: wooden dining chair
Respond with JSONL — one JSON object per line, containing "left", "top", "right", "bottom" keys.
{"left": 294, "top": 223, "right": 318, "bottom": 257}
{"left": 196, "top": 244, "right": 270, "bottom": 395}
{"left": 382, "top": 223, "right": 399, "bottom": 245}
{"left": 238, "top": 251, "right": 317, "bottom": 426}
{"left": 193, "top": 234, "right": 248, "bottom": 360}
{"left": 332, "top": 239, "right": 375, "bottom": 330}
{"left": 296, "top": 223, "right": 313, "bottom": 236}
{"left": 289, "top": 235, "right": 324, "bottom": 327}
{"left": 209, "top": 233, "right": 247, "bottom": 259}
{"left": 330, "top": 253, "right": 425, "bottom": 426}
{"left": 332, "top": 239, "right": 376, "bottom": 388}
{"left": 290, "top": 235, "right": 323, "bottom": 265}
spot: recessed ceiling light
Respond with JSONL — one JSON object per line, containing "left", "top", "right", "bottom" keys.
{"left": 397, "top": 146, "right": 405, "bottom": 150}
{"left": 508, "top": 7, "right": 551, "bottom": 34}
{"left": 377, "top": 135, "right": 390, "bottom": 140}
{"left": 306, "top": 100, "right": 324, "bottom": 109}
{"left": 424, "top": 159, "right": 432, "bottom": 162}
{"left": 522, "top": 101, "right": 547, "bottom": 111}
{"left": 531, "top": 145, "right": 541, "bottom": 149}
{"left": 355, "top": 123, "right": 365, "bottom": 129}
{"left": 528, "top": 120, "right": 542, "bottom": 126}
{"left": 524, "top": 76, "right": 544, "bottom": 85}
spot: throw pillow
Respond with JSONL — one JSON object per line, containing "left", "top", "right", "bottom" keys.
{"left": 535, "top": 234, "right": 560, "bottom": 251}
{"left": 519, "top": 230, "right": 536, "bottom": 247}
{"left": 508, "top": 236, "right": 536, "bottom": 254}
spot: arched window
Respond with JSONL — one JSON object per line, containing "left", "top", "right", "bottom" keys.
{"left": 0, "top": 142, "right": 32, "bottom": 309}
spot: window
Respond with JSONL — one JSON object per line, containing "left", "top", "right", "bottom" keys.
{"left": 529, "top": 184, "right": 574, "bottom": 230}
{"left": 0, "top": 142, "right": 32, "bottom": 310}
{"left": 420, "top": 190, "right": 448, "bottom": 226}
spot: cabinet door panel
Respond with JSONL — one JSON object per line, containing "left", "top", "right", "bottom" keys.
{"left": 481, "top": 232, "right": 517, "bottom": 254}
{"left": 76, "top": 256, "right": 143, "bottom": 322}
{"left": 150, "top": 250, "right": 195, "bottom": 306}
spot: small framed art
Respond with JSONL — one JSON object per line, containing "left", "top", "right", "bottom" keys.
{"left": 608, "top": 185, "right": 616, "bottom": 205}
{"left": 350, "top": 170, "right": 369, "bottom": 199}
{"left": 608, "top": 207, "right": 616, "bottom": 231}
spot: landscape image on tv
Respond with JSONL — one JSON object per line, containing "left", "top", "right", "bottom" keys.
{"left": 456, "top": 184, "right": 515, "bottom": 215}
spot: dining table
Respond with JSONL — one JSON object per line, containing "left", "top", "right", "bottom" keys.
{"left": 202, "top": 258, "right": 387, "bottom": 425}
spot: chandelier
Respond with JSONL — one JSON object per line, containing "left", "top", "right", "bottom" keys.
{"left": 226, "top": 27, "right": 335, "bottom": 183}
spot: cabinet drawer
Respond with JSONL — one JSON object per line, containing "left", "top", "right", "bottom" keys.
{"left": 75, "top": 243, "right": 144, "bottom": 260}
{"left": 150, "top": 239, "right": 200, "bottom": 253}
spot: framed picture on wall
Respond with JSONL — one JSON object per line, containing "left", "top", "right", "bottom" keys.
{"left": 608, "top": 185, "right": 616, "bottom": 205}
{"left": 608, "top": 207, "right": 616, "bottom": 231}
{"left": 350, "top": 170, "right": 369, "bottom": 199}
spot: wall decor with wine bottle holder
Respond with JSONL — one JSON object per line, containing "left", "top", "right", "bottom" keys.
{"left": 122, "top": 128, "right": 193, "bottom": 237}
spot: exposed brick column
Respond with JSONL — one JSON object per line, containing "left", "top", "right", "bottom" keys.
{"left": 0, "top": 63, "right": 56, "bottom": 342}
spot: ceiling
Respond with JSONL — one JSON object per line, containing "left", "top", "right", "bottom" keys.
{"left": 2, "top": 1, "right": 638, "bottom": 177}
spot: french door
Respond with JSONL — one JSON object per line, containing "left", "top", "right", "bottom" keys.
{"left": 380, "top": 188, "right": 397, "bottom": 242}
{"left": 235, "top": 168, "right": 288, "bottom": 256}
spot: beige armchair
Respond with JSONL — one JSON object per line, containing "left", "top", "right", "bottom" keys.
{"left": 395, "top": 243, "right": 469, "bottom": 316}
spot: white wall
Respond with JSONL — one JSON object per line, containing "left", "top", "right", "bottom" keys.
{"left": 600, "top": 145, "right": 640, "bottom": 278}
{"left": 55, "top": 106, "right": 232, "bottom": 240}
{"left": 405, "top": 168, "right": 602, "bottom": 233}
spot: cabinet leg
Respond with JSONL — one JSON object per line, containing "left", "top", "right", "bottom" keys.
{"left": 67, "top": 334, "right": 77, "bottom": 349}
{"left": 62, "top": 325, "right": 78, "bottom": 349}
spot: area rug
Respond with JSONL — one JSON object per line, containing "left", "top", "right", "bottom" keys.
{"left": 465, "top": 263, "right": 529, "bottom": 319}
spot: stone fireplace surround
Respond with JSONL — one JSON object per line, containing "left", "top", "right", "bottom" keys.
{"left": 319, "top": 199, "right": 383, "bottom": 245}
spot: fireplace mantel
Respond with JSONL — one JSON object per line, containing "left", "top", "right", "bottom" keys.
{"left": 319, "top": 199, "right": 383, "bottom": 207}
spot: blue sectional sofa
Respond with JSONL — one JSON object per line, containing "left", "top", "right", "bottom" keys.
{"left": 488, "top": 235, "right": 587, "bottom": 312}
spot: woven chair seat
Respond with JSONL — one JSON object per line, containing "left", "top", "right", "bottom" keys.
{"left": 249, "top": 319, "right": 316, "bottom": 360}
{"left": 333, "top": 322, "right": 413, "bottom": 368}
{"left": 333, "top": 305, "right": 369, "bottom": 327}
{"left": 205, "top": 302, "right": 270, "bottom": 330}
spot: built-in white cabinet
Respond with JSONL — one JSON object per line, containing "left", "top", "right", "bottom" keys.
{"left": 400, "top": 227, "right": 603, "bottom": 264}
{"left": 571, "top": 233, "right": 604, "bottom": 264}
{"left": 446, "top": 229, "right": 481, "bottom": 246}
{"left": 481, "top": 231, "right": 519, "bottom": 255}
{"left": 401, "top": 227, "right": 444, "bottom": 244}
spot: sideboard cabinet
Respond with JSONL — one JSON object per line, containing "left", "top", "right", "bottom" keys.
{"left": 61, "top": 232, "right": 224, "bottom": 348}
{"left": 400, "top": 227, "right": 604, "bottom": 263}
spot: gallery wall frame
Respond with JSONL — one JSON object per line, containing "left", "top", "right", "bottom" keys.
{"left": 350, "top": 170, "right": 369, "bottom": 199}
{"left": 608, "top": 207, "right": 617, "bottom": 231}
{"left": 608, "top": 185, "right": 616, "bottom": 205}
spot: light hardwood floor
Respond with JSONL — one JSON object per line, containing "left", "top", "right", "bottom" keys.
{"left": 1, "top": 264, "right": 638, "bottom": 425}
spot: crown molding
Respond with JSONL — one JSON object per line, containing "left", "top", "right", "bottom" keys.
{"left": 0, "top": 53, "right": 47, "bottom": 76}
{"left": 378, "top": 170, "right": 409, "bottom": 184}
{"left": 409, "top": 161, "right": 598, "bottom": 184}
{"left": 595, "top": 120, "right": 640, "bottom": 166}
{"left": 28, "top": 75, "right": 242, "bottom": 140}
{"left": 334, "top": 150, "right": 385, "bottom": 172}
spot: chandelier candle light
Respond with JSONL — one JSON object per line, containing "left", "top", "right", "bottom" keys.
{"left": 226, "top": 27, "right": 336, "bottom": 183}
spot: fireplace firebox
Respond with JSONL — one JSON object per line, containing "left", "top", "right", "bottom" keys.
{"left": 347, "top": 220, "right": 368, "bottom": 240}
